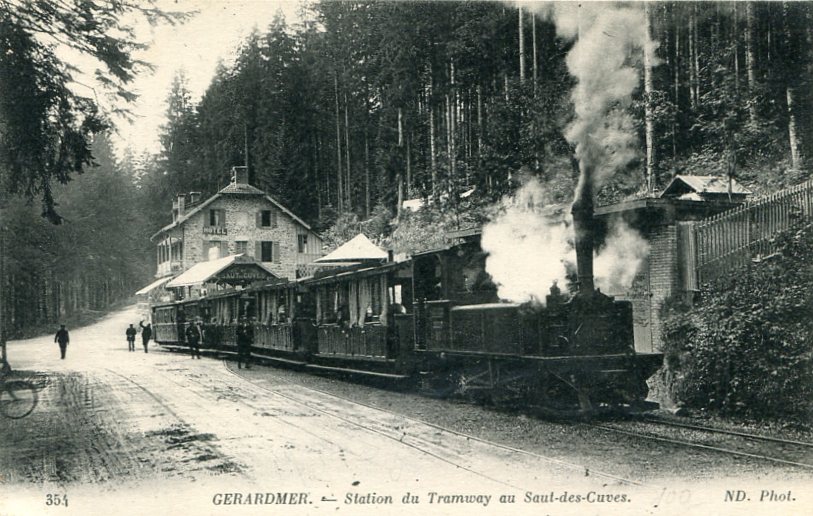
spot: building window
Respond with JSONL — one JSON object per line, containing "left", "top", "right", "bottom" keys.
{"left": 261, "top": 241, "right": 273, "bottom": 262}
{"left": 209, "top": 209, "right": 225, "bottom": 227}
{"left": 207, "top": 240, "right": 228, "bottom": 260}
{"left": 258, "top": 209, "right": 277, "bottom": 228}
{"left": 235, "top": 241, "right": 248, "bottom": 255}
{"left": 260, "top": 241, "right": 275, "bottom": 262}
{"left": 297, "top": 234, "right": 308, "bottom": 253}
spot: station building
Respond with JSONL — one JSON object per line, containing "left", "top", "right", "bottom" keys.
{"left": 148, "top": 168, "right": 323, "bottom": 299}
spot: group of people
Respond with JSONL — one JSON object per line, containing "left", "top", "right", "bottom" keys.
{"left": 55, "top": 317, "right": 254, "bottom": 369}
{"left": 53, "top": 319, "right": 153, "bottom": 359}
{"left": 180, "top": 317, "right": 254, "bottom": 368}
{"left": 125, "top": 321, "right": 153, "bottom": 353}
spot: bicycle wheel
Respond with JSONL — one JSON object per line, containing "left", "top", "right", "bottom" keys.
{"left": 0, "top": 380, "right": 38, "bottom": 419}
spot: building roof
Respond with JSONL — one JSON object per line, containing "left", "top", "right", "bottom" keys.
{"left": 134, "top": 276, "right": 172, "bottom": 296}
{"left": 165, "top": 254, "right": 277, "bottom": 288}
{"left": 314, "top": 233, "right": 388, "bottom": 264}
{"left": 219, "top": 182, "right": 266, "bottom": 195}
{"left": 151, "top": 181, "right": 316, "bottom": 241}
{"left": 661, "top": 175, "right": 751, "bottom": 198}
{"left": 305, "top": 261, "right": 409, "bottom": 286}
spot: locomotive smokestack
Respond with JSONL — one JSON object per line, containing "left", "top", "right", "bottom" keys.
{"left": 572, "top": 170, "right": 595, "bottom": 295}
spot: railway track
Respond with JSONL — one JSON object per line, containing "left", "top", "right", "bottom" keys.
{"left": 220, "top": 359, "right": 648, "bottom": 488}
{"left": 589, "top": 416, "right": 813, "bottom": 471}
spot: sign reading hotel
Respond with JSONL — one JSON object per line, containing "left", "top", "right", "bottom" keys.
{"left": 203, "top": 226, "right": 228, "bottom": 235}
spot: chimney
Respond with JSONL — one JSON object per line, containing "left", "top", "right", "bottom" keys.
{"left": 571, "top": 182, "right": 595, "bottom": 296}
{"left": 232, "top": 166, "right": 249, "bottom": 185}
{"left": 176, "top": 194, "right": 186, "bottom": 217}
{"left": 189, "top": 191, "right": 201, "bottom": 205}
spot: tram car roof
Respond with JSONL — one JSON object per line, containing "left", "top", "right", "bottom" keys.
{"left": 303, "top": 260, "right": 411, "bottom": 287}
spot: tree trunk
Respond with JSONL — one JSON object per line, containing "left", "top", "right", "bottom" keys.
{"left": 734, "top": 3, "right": 740, "bottom": 94}
{"left": 406, "top": 132, "right": 412, "bottom": 196}
{"left": 477, "top": 84, "right": 484, "bottom": 189}
{"left": 783, "top": 2, "right": 801, "bottom": 169}
{"left": 518, "top": 6, "right": 525, "bottom": 83}
{"left": 364, "top": 132, "right": 370, "bottom": 217}
{"left": 0, "top": 206, "right": 6, "bottom": 365}
{"left": 449, "top": 61, "right": 457, "bottom": 182}
{"left": 746, "top": 1, "right": 758, "bottom": 123}
{"left": 688, "top": 11, "right": 697, "bottom": 109}
{"left": 314, "top": 134, "right": 322, "bottom": 219}
{"left": 428, "top": 67, "right": 437, "bottom": 196}
{"left": 334, "top": 73, "right": 344, "bottom": 212}
{"left": 344, "top": 90, "right": 352, "bottom": 210}
{"left": 693, "top": 3, "right": 701, "bottom": 105}
{"left": 673, "top": 14, "right": 680, "bottom": 164}
{"left": 396, "top": 172, "right": 404, "bottom": 218}
{"left": 532, "top": 12, "right": 538, "bottom": 96}
{"left": 644, "top": 2, "right": 657, "bottom": 194}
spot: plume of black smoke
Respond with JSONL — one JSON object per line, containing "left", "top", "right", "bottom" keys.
{"left": 481, "top": 3, "right": 657, "bottom": 303}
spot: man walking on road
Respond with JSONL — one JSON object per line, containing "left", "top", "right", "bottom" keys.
{"left": 236, "top": 317, "right": 254, "bottom": 369}
{"left": 126, "top": 324, "right": 137, "bottom": 352}
{"left": 54, "top": 324, "right": 70, "bottom": 359}
{"left": 185, "top": 320, "right": 203, "bottom": 359}
{"left": 139, "top": 320, "right": 152, "bottom": 353}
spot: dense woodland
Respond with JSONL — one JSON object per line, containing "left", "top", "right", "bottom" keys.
{"left": 3, "top": 1, "right": 813, "bottom": 338}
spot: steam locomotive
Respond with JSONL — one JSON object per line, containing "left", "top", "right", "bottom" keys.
{"left": 151, "top": 222, "right": 663, "bottom": 412}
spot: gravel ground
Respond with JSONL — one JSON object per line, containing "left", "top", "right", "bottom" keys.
{"left": 228, "top": 353, "right": 813, "bottom": 484}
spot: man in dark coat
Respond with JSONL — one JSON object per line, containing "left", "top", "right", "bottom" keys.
{"left": 139, "top": 320, "right": 152, "bottom": 353}
{"left": 125, "top": 324, "right": 137, "bottom": 352}
{"left": 185, "top": 320, "right": 203, "bottom": 359}
{"left": 54, "top": 324, "right": 70, "bottom": 359}
{"left": 236, "top": 318, "right": 254, "bottom": 369}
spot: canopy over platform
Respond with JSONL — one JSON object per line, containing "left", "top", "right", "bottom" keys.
{"left": 165, "top": 254, "right": 277, "bottom": 288}
{"left": 313, "top": 233, "right": 388, "bottom": 266}
{"left": 135, "top": 276, "right": 172, "bottom": 296}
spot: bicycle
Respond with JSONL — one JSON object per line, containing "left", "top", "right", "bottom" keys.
{"left": 0, "top": 361, "right": 38, "bottom": 419}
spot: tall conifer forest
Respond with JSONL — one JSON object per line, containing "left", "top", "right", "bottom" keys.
{"left": 3, "top": 1, "right": 813, "bottom": 337}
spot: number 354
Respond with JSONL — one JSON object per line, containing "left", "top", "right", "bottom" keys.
{"left": 45, "top": 494, "right": 68, "bottom": 507}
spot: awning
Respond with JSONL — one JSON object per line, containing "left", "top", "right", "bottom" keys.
{"left": 135, "top": 276, "right": 172, "bottom": 296}
{"left": 165, "top": 254, "right": 277, "bottom": 288}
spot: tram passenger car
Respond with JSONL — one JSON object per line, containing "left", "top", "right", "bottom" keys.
{"left": 151, "top": 236, "right": 663, "bottom": 410}
{"left": 302, "top": 260, "right": 415, "bottom": 378}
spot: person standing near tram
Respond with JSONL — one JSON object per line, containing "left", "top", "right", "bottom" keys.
{"left": 185, "top": 319, "right": 203, "bottom": 359}
{"left": 125, "top": 324, "right": 137, "bottom": 352}
{"left": 236, "top": 317, "right": 253, "bottom": 369}
{"left": 139, "top": 320, "right": 152, "bottom": 353}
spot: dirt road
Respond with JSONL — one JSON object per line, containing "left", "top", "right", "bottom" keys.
{"left": 0, "top": 307, "right": 645, "bottom": 515}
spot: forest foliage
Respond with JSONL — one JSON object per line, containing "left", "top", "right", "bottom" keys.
{"left": 0, "top": 1, "right": 179, "bottom": 337}
{"left": 148, "top": 0, "right": 813, "bottom": 245}
{"left": 4, "top": 1, "right": 813, "bottom": 339}
{"left": 661, "top": 225, "right": 813, "bottom": 421}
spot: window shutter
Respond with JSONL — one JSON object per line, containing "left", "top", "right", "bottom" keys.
{"left": 272, "top": 209, "right": 278, "bottom": 228}
{"left": 273, "top": 242, "right": 280, "bottom": 263}
{"left": 256, "top": 211, "right": 262, "bottom": 228}
{"left": 219, "top": 209, "right": 226, "bottom": 227}
{"left": 255, "top": 242, "right": 261, "bottom": 261}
